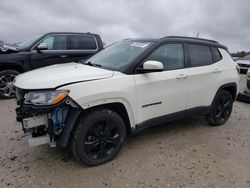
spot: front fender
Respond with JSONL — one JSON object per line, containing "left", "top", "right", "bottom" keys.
{"left": 57, "top": 108, "right": 82, "bottom": 148}
{"left": 81, "top": 97, "right": 136, "bottom": 128}
{"left": 0, "top": 61, "right": 25, "bottom": 71}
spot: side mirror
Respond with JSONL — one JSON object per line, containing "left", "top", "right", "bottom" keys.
{"left": 141, "top": 60, "right": 163, "bottom": 72}
{"left": 36, "top": 42, "right": 48, "bottom": 51}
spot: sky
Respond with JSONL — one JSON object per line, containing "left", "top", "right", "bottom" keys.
{"left": 0, "top": 0, "right": 249, "bottom": 52}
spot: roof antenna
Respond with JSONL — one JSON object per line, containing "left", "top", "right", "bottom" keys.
{"left": 196, "top": 32, "right": 200, "bottom": 38}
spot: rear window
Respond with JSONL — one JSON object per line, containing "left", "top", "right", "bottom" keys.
{"left": 211, "top": 47, "right": 222, "bottom": 62}
{"left": 69, "top": 35, "right": 97, "bottom": 50}
{"left": 188, "top": 44, "right": 213, "bottom": 67}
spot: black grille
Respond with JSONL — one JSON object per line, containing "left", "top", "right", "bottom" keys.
{"left": 238, "top": 63, "right": 250, "bottom": 68}
{"left": 247, "top": 80, "right": 250, "bottom": 90}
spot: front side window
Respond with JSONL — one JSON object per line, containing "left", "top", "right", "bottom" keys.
{"left": 69, "top": 35, "right": 97, "bottom": 50}
{"left": 188, "top": 44, "right": 213, "bottom": 66}
{"left": 40, "top": 35, "right": 67, "bottom": 50}
{"left": 146, "top": 43, "right": 184, "bottom": 71}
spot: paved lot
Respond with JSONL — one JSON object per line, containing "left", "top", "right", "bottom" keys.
{"left": 0, "top": 75, "right": 249, "bottom": 188}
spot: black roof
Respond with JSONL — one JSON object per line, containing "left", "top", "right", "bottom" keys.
{"left": 127, "top": 36, "right": 227, "bottom": 50}
{"left": 44, "top": 32, "right": 100, "bottom": 37}
{"left": 162, "top": 36, "right": 218, "bottom": 43}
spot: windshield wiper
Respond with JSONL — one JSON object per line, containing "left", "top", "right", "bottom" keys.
{"left": 83, "top": 61, "right": 102, "bottom": 67}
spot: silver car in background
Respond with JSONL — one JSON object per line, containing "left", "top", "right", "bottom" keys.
{"left": 247, "top": 69, "right": 250, "bottom": 91}
{"left": 237, "top": 69, "right": 250, "bottom": 103}
{"left": 236, "top": 55, "right": 250, "bottom": 74}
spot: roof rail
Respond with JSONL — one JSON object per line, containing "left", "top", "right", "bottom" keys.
{"left": 162, "top": 36, "right": 219, "bottom": 44}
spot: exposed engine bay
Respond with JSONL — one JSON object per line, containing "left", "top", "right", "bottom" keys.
{"left": 15, "top": 88, "right": 81, "bottom": 147}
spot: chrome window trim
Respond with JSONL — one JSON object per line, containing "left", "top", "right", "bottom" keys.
{"left": 31, "top": 33, "right": 99, "bottom": 52}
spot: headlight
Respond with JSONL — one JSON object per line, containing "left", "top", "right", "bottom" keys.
{"left": 24, "top": 90, "right": 69, "bottom": 106}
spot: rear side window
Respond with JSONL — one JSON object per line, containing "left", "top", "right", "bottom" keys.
{"left": 69, "top": 35, "right": 97, "bottom": 50}
{"left": 188, "top": 44, "right": 213, "bottom": 67}
{"left": 211, "top": 47, "right": 222, "bottom": 62}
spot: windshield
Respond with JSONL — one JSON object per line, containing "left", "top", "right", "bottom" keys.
{"left": 86, "top": 40, "right": 154, "bottom": 71}
{"left": 18, "top": 34, "right": 43, "bottom": 49}
{"left": 241, "top": 54, "right": 250, "bottom": 60}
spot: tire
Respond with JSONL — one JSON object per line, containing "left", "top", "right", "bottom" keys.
{"left": 71, "top": 108, "right": 126, "bottom": 166}
{"left": 0, "top": 70, "right": 20, "bottom": 99}
{"left": 205, "top": 90, "right": 233, "bottom": 126}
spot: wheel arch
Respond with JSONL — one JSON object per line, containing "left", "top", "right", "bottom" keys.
{"left": 217, "top": 82, "right": 238, "bottom": 101}
{"left": 0, "top": 62, "right": 25, "bottom": 73}
{"left": 208, "top": 83, "right": 238, "bottom": 109}
{"left": 58, "top": 100, "right": 135, "bottom": 148}
{"left": 85, "top": 102, "right": 132, "bottom": 134}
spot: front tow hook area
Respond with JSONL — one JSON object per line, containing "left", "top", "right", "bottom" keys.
{"left": 28, "top": 135, "right": 50, "bottom": 147}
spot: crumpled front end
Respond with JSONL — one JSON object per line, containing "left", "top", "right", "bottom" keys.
{"left": 15, "top": 88, "right": 82, "bottom": 147}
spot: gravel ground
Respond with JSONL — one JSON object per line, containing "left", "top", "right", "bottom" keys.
{"left": 0, "top": 75, "right": 249, "bottom": 188}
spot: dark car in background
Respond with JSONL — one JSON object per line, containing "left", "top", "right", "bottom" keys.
{"left": 0, "top": 32, "right": 104, "bottom": 99}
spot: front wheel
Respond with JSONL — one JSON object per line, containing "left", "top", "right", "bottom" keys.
{"left": 71, "top": 109, "right": 126, "bottom": 166}
{"left": 205, "top": 90, "right": 233, "bottom": 126}
{"left": 0, "top": 70, "right": 20, "bottom": 99}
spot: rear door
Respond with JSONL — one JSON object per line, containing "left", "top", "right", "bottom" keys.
{"left": 186, "top": 43, "right": 223, "bottom": 109}
{"left": 30, "top": 34, "right": 71, "bottom": 69}
{"left": 68, "top": 34, "right": 99, "bottom": 63}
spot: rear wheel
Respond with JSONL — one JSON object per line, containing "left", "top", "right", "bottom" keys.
{"left": 205, "top": 90, "right": 233, "bottom": 126}
{"left": 0, "top": 70, "right": 19, "bottom": 99}
{"left": 71, "top": 109, "right": 126, "bottom": 166}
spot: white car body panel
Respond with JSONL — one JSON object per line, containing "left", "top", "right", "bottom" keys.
{"left": 14, "top": 63, "right": 113, "bottom": 89}
{"left": 14, "top": 45, "right": 239, "bottom": 130}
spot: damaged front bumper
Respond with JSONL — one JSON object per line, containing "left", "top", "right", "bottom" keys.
{"left": 16, "top": 89, "right": 82, "bottom": 147}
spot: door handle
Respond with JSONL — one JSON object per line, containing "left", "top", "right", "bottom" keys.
{"left": 213, "top": 69, "right": 221, "bottom": 73}
{"left": 60, "top": 55, "right": 69, "bottom": 58}
{"left": 176, "top": 74, "right": 188, "bottom": 79}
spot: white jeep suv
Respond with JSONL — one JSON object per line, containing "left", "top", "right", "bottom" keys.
{"left": 14, "top": 36, "right": 239, "bottom": 166}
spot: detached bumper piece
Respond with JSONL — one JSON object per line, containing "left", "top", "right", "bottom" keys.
{"left": 237, "top": 91, "right": 250, "bottom": 103}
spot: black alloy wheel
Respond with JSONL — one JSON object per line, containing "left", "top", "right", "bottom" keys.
{"left": 205, "top": 90, "right": 233, "bottom": 126}
{"left": 214, "top": 94, "right": 232, "bottom": 123}
{"left": 71, "top": 109, "right": 126, "bottom": 166}
{"left": 84, "top": 120, "right": 122, "bottom": 160}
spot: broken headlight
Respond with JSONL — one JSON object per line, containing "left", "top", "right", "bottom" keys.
{"left": 24, "top": 90, "right": 69, "bottom": 106}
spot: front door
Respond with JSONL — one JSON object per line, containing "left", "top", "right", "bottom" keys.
{"left": 133, "top": 43, "right": 190, "bottom": 124}
{"left": 30, "top": 34, "right": 71, "bottom": 69}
